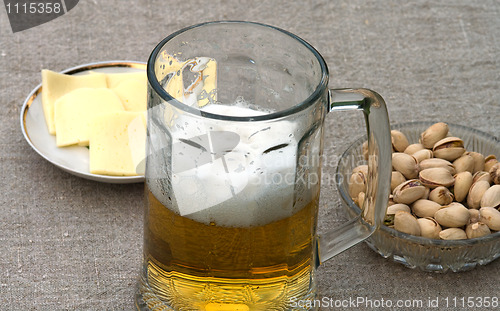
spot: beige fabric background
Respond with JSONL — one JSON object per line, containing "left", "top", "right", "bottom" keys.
{"left": 1, "top": 0, "right": 499, "bottom": 310}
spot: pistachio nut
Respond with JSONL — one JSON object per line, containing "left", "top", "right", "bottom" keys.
{"left": 465, "top": 222, "right": 491, "bottom": 239}
{"left": 467, "top": 180, "right": 490, "bottom": 209}
{"left": 393, "top": 179, "right": 427, "bottom": 205}
{"left": 412, "top": 149, "right": 433, "bottom": 163}
{"left": 418, "top": 158, "right": 456, "bottom": 175}
{"left": 467, "top": 151, "right": 485, "bottom": 173}
{"left": 469, "top": 209, "right": 480, "bottom": 224}
{"left": 362, "top": 141, "right": 369, "bottom": 161}
{"left": 433, "top": 137, "right": 466, "bottom": 161}
{"left": 472, "top": 171, "right": 491, "bottom": 184}
{"left": 357, "top": 192, "right": 366, "bottom": 208}
{"left": 353, "top": 165, "right": 368, "bottom": 176}
{"left": 434, "top": 203, "right": 470, "bottom": 228}
{"left": 392, "top": 152, "right": 419, "bottom": 179}
{"left": 422, "top": 186, "right": 430, "bottom": 200}
{"left": 387, "top": 195, "right": 396, "bottom": 206}
{"left": 387, "top": 203, "right": 411, "bottom": 215}
{"left": 419, "top": 167, "right": 455, "bottom": 188}
{"left": 479, "top": 206, "right": 500, "bottom": 231}
{"left": 447, "top": 201, "right": 467, "bottom": 209}
{"left": 453, "top": 154, "right": 475, "bottom": 174}
{"left": 412, "top": 199, "right": 442, "bottom": 218}
{"left": 351, "top": 123, "right": 497, "bottom": 240}
{"left": 391, "top": 130, "right": 409, "bottom": 152}
{"left": 391, "top": 171, "right": 406, "bottom": 192}
{"left": 429, "top": 186, "right": 454, "bottom": 205}
{"left": 418, "top": 217, "right": 442, "bottom": 239}
{"left": 362, "top": 194, "right": 374, "bottom": 221}
{"left": 404, "top": 143, "right": 425, "bottom": 155}
{"left": 489, "top": 162, "right": 500, "bottom": 185}
{"left": 420, "top": 122, "right": 449, "bottom": 149}
{"left": 484, "top": 155, "right": 498, "bottom": 172}
{"left": 348, "top": 171, "right": 366, "bottom": 199}
{"left": 384, "top": 214, "right": 395, "bottom": 226}
{"left": 439, "top": 228, "right": 467, "bottom": 240}
{"left": 394, "top": 211, "right": 421, "bottom": 236}
{"left": 453, "top": 171, "right": 473, "bottom": 203}
{"left": 480, "top": 185, "right": 500, "bottom": 209}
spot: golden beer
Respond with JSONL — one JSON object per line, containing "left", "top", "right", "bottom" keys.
{"left": 139, "top": 186, "right": 319, "bottom": 311}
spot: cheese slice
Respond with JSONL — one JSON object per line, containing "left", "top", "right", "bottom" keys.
{"left": 42, "top": 70, "right": 107, "bottom": 134}
{"left": 105, "top": 72, "right": 146, "bottom": 89}
{"left": 111, "top": 74, "right": 147, "bottom": 111}
{"left": 54, "top": 88, "right": 124, "bottom": 147}
{"left": 89, "top": 111, "right": 146, "bottom": 176}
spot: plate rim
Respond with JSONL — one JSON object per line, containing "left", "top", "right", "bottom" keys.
{"left": 20, "top": 60, "right": 147, "bottom": 184}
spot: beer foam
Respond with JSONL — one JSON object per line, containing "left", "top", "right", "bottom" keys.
{"left": 201, "top": 99, "right": 271, "bottom": 116}
{"left": 149, "top": 103, "right": 306, "bottom": 227}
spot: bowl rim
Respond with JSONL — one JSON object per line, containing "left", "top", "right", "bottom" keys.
{"left": 336, "top": 121, "right": 500, "bottom": 247}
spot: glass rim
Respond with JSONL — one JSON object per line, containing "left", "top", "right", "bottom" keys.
{"left": 147, "top": 20, "right": 329, "bottom": 122}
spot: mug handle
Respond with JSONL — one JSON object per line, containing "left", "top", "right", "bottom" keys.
{"left": 317, "top": 88, "right": 392, "bottom": 264}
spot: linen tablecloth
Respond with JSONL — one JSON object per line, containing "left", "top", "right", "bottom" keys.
{"left": 1, "top": 0, "right": 499, "bottom": 310}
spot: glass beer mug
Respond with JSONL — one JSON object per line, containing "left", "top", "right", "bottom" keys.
{"left": 136, "top": 21, "right": 391, "bottom": 311}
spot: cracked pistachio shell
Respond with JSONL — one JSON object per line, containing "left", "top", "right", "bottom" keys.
{"left": 412, "top": 199, "right": 442, "bottom": 218}
{"left": 469, "top": 209, "right": 480, "bottom": 224}
{"left": 418, "top": 158, "right": 456, "bottom": 175}
{"left": 484, "top": 155, "right": 498, "bottom": 172}
{"left": 393, "top": 179, "right": 427, "bottom": 205}
{"left": 420, "top": 122, "right": 449, "bottom": 149}
{"left": 392, "top": 153, "right": 418, "bottom": 179}
{"left": 349, "top": 171, "right": 366, "bottom": 199}
{"left": 433, "top": 137, "right": 466, "bottom": 161}
{"left": 419, "top": 167, "right": 455, "bottom": 188}
{"left": 391, "top": 171, "right": 406, "bottom": 192}
{"left": 353, "top": 165, "right": 368, "bottom": 176}
{"left": 412, "top": 149, "right": 433, "bottom": 163}
{"left": 453, "top": 171, "right": 473, "bottom": 203}
{"left": 439, "top": 228, "right": 467, "bottom": 240}
{"left": 429, "top": 186, "right": 454, "bottom": 205}
{"left": 404, "top": 143, "right": 425, "bottom": 155}
{"left": 467, "top": 151, "right": 485, "bottom": 173}
{"left": 394, "top": 211, "right": 421, "bottom": 236}
{"left": 479, "top": 206, "right": 500, "bottom": 231}
{"left": 467, "top": 180, "right": 490, "bottom": 209}
{"left": 434, "top": 203, "right": 470, "bottom": 228}
{"left": 453, "top": 154, "right": 475, "bottom": 174}
{"left": 387, "top": 203, "right": 411, "bottom": 215}
{"left": 418, "top": 217, "right": 442, "bottom": 239}
{"left": 472, "top": 171, "right": 491, "bottom": 184}
{"left": 489, "top": 162, "right": 500, "bottom": 185}
{"left": 480, "top": 185, "right": 500, "bottom": 209}
{"left": 465, "top": 222, "right": 491, "bottom": 239}
{"left": 391, "top": 130, "right": 409, "bottom": 152}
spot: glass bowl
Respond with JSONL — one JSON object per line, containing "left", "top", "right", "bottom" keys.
{"left": 336, "top": 121, "right": 500, "bottom": 272}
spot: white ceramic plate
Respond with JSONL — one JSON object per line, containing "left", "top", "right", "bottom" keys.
{"left": 20, "top": 61, "right": 147, "bottom": 183}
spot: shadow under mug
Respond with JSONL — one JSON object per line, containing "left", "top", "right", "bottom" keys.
{"left": 136, "top": 21, "right": 391, "bottom": 311}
